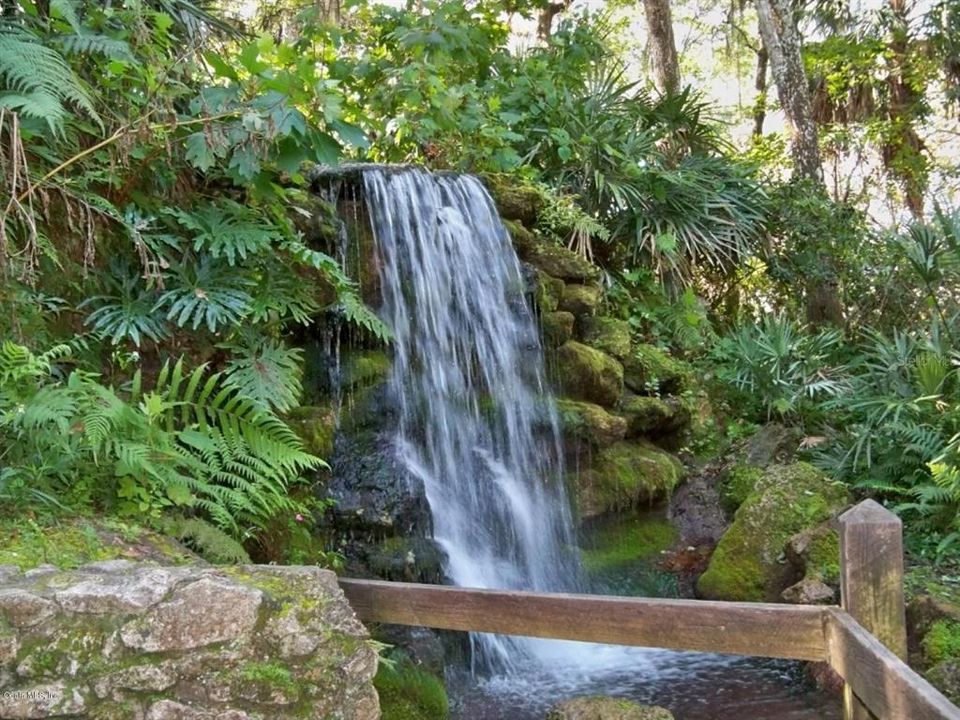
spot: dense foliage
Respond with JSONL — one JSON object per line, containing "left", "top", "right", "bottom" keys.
{"left": 2, "top": 0, "right": 959, "bottom": 566}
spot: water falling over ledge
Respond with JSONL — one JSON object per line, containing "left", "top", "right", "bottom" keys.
{"left": 361, "top": 166, "right": 580, "bottom": 673}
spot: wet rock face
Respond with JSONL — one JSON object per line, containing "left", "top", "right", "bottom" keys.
{"left": 0, "top": 563, "right": 379, "bottom": 720}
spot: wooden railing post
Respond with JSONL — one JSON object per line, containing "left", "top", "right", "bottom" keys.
{"left": 839, "top": 499, "right": 908, "bottom": 720}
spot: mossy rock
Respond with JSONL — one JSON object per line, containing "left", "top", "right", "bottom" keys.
{"left": 556, "top": 341, "right": 624, "bottom": 408}
{"left": 340, "top": 349, "right": 391, "bottom": 390}
{"left": 286, "top": 403, "right": 337, "bottom": 459}
{"left": 542, "top": 311, "right": 576, "bottom": 347}
{"left": 547, "top": 696, "right": 674, "bottom": 720}
{"left": 0, "top": 517, "right": 196, "bottom": 571}
{"left": 374, "top": 652, "right": 448, "bottom": 720}
{"left": 480, "top": 173, "right": 545, "bottom": 226}
{"left": 504, "top": 219, "right": 537, "bottom": 255}
{"left": 719, "top": 463, "right": 765, "bottom": 512}
{"left": 536, "top": 271, "right": 566, "bottom": 313}
{"left": 620, "top": 395, "right": 690, "bottom": 438}
{"left": 364, "top": 536, "right": 445, "bottom": 584}
{"left": 578, "top": 317, "right": 632, "bottom": 360}
{"left": 556, "top": 399, "right": 627, "bottom": 449}
{"left": 926, "top": 660, "right": 960, "bottom": 705}
{"left": 559, "top": 283, "right": 602, "bottom": 317}
{"left": 575, "top": 441, "right": 684, "bottom": 520}
{"left": 622, "top": 345, "right": 690, "bottom": 396}
{"left": 522, "top": 241, "right": 600, "bottom": 282}
{"left": 697, "top": 463, "right": 850, "bottom": 602}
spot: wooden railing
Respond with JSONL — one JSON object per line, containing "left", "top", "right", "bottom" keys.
{"left": 338, "top": 500, "right": 960, "bottom": 720}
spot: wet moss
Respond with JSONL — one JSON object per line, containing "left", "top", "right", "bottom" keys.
{"left": 556, "top": 341, "right": 624, "bottom": 408}
{"left": 556, "top": 399, "right": 627, "bottom": 449}
{"left": 580, "top": 518, "right": 677, "bottom": 573}
{"left": 286, "top": 404, "right": 338, "bottom": 459}
{"left": 576, "top": 441, "right": 684, "bottom": 518}
{"left": 374, "top": 653, "right": 448, "bottom": 720}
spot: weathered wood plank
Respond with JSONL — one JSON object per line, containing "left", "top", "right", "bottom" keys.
{"left": 839, "top": 499, "right": 909, "bottom": 720}
{"left": 338, "top": 578, "right": 830, "bottom": 661}
{"left": 825, "top": 609, "right": 960, "bottom": 720}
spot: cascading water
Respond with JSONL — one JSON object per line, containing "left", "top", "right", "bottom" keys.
{"left": 354, "top": 166, "right": 841, "bottom": 719}
{"left": 363, "top": 167, "right": 580, "bottom": 672}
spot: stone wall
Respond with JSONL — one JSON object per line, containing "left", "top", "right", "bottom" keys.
{"left": 0, "top": 562, "right": 379, "bottom": 720}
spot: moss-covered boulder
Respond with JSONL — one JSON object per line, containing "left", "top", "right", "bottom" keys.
{"left": 578, "top": 317, "right": 632, "bottom": 360}
{"left": 719, "top": 463, "right": 764, "bottom": 512}
{"left": 504, "top": 218, "right": 537, "bottom": 255}
{"left": 0, "top": 518, "right": 196, "bottom": 571}
{"left": 523, "top": 241, "right": 600, "bottom": 282}
{"left": 287, "top": 403, "right": 338, "bottom": 459}
{"left": 547, "top": 696, "right": 674, "bottom": 720}
{"left": 559, "top": 283, "right": 602, "bottom": 317}
{"left": 556, "top": 342, "right": 624, "bottom": 408}
{"left": 697, "top": 463, "right": 850, "bottom": 602}
{"left": 374, "top": 651, "right": 448, "bottom": 720}
{"left": 926, "top": 661, "right": 960, "bottom": 705}
{"left": 622, "top": 345, "right": 689, "bottom": 396}
{"left": 575, "top": 442, "right": 684, "bottom": 519}
{"left": 556, "top": 399, "right": 627, "bottom": 449}
{"left": 542, "top": 311, "right": 576, "bottom": 347}
{"left": 536, "top": 271, "right": 566, "bottom": 312}
{"left": 481, "top": 173, "right": 545, "bottom": 226}
{"left": 620, "top": 395, "right": 690, "bottom": 438}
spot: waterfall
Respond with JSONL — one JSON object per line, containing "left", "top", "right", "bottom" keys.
{"left": 363, "top": 167, "right": 580, "bottom": 673}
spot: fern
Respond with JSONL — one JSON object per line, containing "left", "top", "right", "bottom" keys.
{"left": 158, "top": 515, "right": 251, "bottom": 563}
{"left": 222, "top": 338, "right": 304, "bottom": 413}
{"left": 154, "top": 257, "right": 254, "bottom": 332}
{"left": 166, "top": 201, "right": 278, "bottom": 266}
{"left": 0, "top": 28, "right": 101, "bottom": 132}
{"left": 80, "top": 260, "right": 167, "bottom": 346}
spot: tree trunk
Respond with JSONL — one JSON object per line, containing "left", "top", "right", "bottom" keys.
{"left": 755, "top": 0, "right": 845, "bottom": 326}
{"left": 642, "top": 0, "right": 681, "bottom": 94}
{"left": 755, "top": 0, "right": 822, "bottom": 182}
{"left": 537, "top": 1, "right": 571, "bottom": 41}
{"left": 883, "top": 0, "right": 926, "bottom": 218}
{"left": 752, "top": 41, "right": 768, "bottom": 137}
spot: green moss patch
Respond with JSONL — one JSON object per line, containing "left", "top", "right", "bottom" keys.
{"left": 924, "top": 620, "right": 960, "bottom": 664}
{"left": 579, "top": 317, "right": 633, "bottom": 360}
{"left": 622, "top": 345, "right": 690, "bottom": 396}
{"left": 580, "top": 517, "right": 677, "bottom": 574}
{"left": 556, "top": 341, "right": 624, "bottom": 408}
{"left": 720, "top": 463, "right": 764, "bottom": 512}
{"left": 697, "top": 463, "right": 850, "bottom": 602}
{"left": 374, "top": 654, "right": 448, "bottom": 720}
{"left": 576, "top": 442, "right": 684, "bottom": 519}
{"left": 0, "top": 517, "right": 194, "bottom": 571}
{"left": 556, "top": 399, "right": 627, "bottom": 449}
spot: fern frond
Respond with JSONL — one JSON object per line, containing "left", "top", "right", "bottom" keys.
{"left": 0, "top": 29, "right": 101, "bottom": 132}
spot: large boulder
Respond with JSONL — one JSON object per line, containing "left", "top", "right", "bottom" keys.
{"left": 481, "top": 173, "right": 545, "bottom": 226}
{"left": 622, "top": 345, "right": 689, "bottom": 396}
{"left": 697, "top": 463, "right": 850, "bottom": 602}
{"left": 559, "top": 284, "right": 602, "bottom": 317}
{"left": 556, "top": 342, "right": 624, "bottom": 408}
{"left": 542, "top": 311, "right": 576, "bottom": 347}
{"left": 547, "top": 697, "right": 674, "bottom": 720}
{"left": 556, "top": 399, "right": 628, "bottom": 450}
{"left": 578, "top": 317, "right": 632, "bottom": 360}
{"left": 523, "top": 241, "right": 600, "bottom": 282}
{"left": 620, "top": 395, "right": 690, "bottom": 439}
{"left": 0, "top": 563, "right": 379, "bottom": 720}
{"left": 575, "top": 441, "right": 684, "bottom": 520}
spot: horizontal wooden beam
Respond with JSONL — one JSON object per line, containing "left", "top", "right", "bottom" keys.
{"left": 825, "top": 608, "right": 960, "bottom": 720}
{"left": 338, "top": 578, "right": 831, "bottom": 661}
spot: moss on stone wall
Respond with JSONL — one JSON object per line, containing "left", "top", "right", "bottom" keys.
{"left": 576, "top": 442, "right": 684, "bottom": 519}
